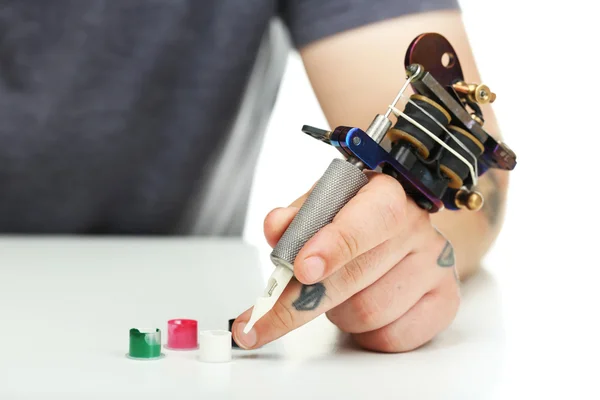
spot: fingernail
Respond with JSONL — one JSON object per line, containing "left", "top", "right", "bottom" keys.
{"left": 236, "top": 323, "right": 257, "bottom": 349}
{"left": 302, "top": 256, "right": 325, "bottom": 282}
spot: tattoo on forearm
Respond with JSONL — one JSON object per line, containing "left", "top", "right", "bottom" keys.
{"left": 292, "top": 283, "right": 326, "bottom": 311}
{"left": 437, "top": 241, "right": 455, "bottom": 267}
{"left": 480, "top": 171, "right": 502, "bottom": 227}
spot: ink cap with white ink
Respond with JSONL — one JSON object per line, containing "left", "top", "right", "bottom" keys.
{"left": 197, "top": 330, "right": 232, "bottom": 363}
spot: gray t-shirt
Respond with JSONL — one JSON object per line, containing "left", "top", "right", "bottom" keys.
{"left": 0, "top": 0, "right": 458, "bottom": 235}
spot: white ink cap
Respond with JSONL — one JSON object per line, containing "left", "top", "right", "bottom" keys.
{"left": 197, "top": 330, "right": 232, "bottom": 363}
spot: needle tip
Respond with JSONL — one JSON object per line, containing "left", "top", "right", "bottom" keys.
{"left": 242, "top": 266, "right": 294, "bottom": 336}
{"left": 243, "top": 311, "right": 260, "bottom": 334}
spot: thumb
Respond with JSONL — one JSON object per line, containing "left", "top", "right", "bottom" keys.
{"left": 263, "top": 207, "right": 299, "bottom": 248}
{"left": 263, "top": 183, "right": 316, "bottom": 248}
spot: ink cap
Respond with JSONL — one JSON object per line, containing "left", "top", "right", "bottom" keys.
{"left": 165, "top": 319, "right": 199, "bottom": 350}
{"left": 228, "top": 318, "right": 240, "bottom": 348}
{"left": 126, "top": 328, "right": 165, "bottom": 360}
{"left": 197, "top": 330, "right": 232, "bottom": 363}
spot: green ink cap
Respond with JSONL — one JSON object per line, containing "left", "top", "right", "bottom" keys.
{"left": 127, "top": 328, "right": 164, "bottom": 360}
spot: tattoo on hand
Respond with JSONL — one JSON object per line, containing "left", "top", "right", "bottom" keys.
{"left": 292, "top": 283, "right": 326, "bottom": 311}
{"left": 437, "top": 241, "right": 455, "bottom": 267}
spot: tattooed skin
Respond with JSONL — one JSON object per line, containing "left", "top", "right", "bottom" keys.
{"left": 479, "top": 170, "right": 503, "bottom": 227}
{"left": 292, "top": 283, "right": 326, "bottom": 311}
{"left": 437, "top": 241, "right": 455, "bottom": 267}
{"left": 437, "top": 238, "right": 460, "bottom": 282}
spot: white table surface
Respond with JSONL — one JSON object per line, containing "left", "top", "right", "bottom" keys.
{"left": 0, "top": 237, "right": 596, "bottom": 400}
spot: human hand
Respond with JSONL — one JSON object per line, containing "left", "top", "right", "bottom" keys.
{"left": 232, "top": 171, "right": 461, "bottom": 353}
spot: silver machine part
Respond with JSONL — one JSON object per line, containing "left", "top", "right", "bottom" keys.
{"left": 366, "top": 114, "right": 393, "bottom": 144}
{"left": 270, "top": 158, "right": 369, "bottom": 271}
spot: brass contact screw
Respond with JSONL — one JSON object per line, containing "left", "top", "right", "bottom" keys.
{"left": 455, "top": 189, "right": 484, "bottom": 211}
{"left": 452, "top": 81, "right": 496, "bottom": 104}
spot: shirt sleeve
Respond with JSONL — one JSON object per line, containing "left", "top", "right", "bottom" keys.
{"left": 278, "top": 0, "right": 461, "bottom": 49}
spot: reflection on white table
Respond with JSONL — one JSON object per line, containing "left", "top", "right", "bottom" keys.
{"left": 0, "top": 237, "right": 514, "bottom": 399}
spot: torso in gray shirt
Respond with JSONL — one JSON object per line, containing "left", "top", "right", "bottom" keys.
{"left": 0, "top": 0, "right": 458, "bottom": 235}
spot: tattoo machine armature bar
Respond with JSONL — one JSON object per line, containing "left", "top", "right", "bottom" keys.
{"left": 244, "top": 33, "right": 518, "bottom": 333}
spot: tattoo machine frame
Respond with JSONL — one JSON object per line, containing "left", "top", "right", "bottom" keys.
{"left": 244, "top": 33, "right": 518, "bottom": 333}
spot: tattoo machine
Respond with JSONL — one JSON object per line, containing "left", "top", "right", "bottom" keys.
{"left": 244, "top": 33, "right": 517, "bottom": 332}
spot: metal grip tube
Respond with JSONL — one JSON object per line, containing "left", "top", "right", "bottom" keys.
{"left": 270, "top": 158, "right": 369, "bottom": 271}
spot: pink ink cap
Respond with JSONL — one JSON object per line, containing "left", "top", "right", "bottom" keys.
{"left": 165, "top": 319, "right": 198, "bottom": 350}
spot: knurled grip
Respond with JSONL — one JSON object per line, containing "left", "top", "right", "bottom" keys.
{"left": 270, "top": 158, "right": 369, "bottom": 271}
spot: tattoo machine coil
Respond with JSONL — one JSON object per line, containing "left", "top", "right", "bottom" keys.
{"left": 244, "top": 33, "right": 518, "bottom": 332}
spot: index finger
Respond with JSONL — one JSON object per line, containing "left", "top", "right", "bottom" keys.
{"left": 293, "top": 172, "right": 409, "bottom": 284}
{"left": 231, "top": 235, "right": 410, "bottom": 349}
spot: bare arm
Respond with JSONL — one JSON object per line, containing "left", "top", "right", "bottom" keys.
{"left": 233, "top": 7, "right": 514, "bottom": 352}
{"left": 298, "top": 9, "right": 509, "bottom": 280}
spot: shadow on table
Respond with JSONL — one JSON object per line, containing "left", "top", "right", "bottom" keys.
{"left": 232, "top": 352, "right": 284, "bottom": 361}
{"left": 277, "top": 267, "right": 507, "bottom": 398}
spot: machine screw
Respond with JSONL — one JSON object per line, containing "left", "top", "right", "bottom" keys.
{"left": 455, "top": 189, "right": 484, "bottom": 211}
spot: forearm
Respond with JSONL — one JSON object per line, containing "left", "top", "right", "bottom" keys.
{"left": 431, "top": 168, "right": 508, "bottom": 280}
{"left": 429, "top": 87, "right": 509, "bottom": 279}
{"left": 300, "top": 9, "right": 510, "bottom": 280}
{"left": 426, "top": 81, "right": 509, "bottom": 278}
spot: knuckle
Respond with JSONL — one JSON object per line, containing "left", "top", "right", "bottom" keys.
{"left": 393, "top": 321, "right": 425, "bottom": 353}
{"left": 379, "top": 329, "right": 403, "bottom": 353}
{"left": 382, "top": 174, "right": 408, "bottom": 204}
{"left": 363, "top": 326, "right": 413, "bottom": 353}
{"left": 325, "top": 307, "right": 350, "bottom": 332}
{"left": 349, "top": 293, "right": 379, "bottom": 328}
{"left": 340, "top": 257, "right": 367, "bottom": 288}
{"left": 268, "top": 301, "right": 296, "bottom": 332}
{"left": 324, "top": 260, "right": 364, "bottom": 302}
{"left": 328, "top": 248, "right": 378, "bottom": 299}
{"left": 331, "top": 268, "right": 359, "bottom": 298}
{"left": 389, "top": 179, "right": 408, "bottom": 206}
{"left": 380, "top": 195, "right": 407, "bottom": 232}
{"left": 374, "top": 172, "right": 403, "bottom": 192}
{"left": 412, "top": 205, "right": 431, "bottom": 229}
{"left": 323, "top": 275, "right": 345, "bottom": 299}
{"left": 334, "top": 224, "right": 361, "bottom": 261}
{"left": 373, "top": 175, "right": 408, "bottom": 222}
{"left": 325, "top": 308, "right": 341, "bottom": 325}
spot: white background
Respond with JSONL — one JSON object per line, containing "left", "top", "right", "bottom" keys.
{"left": 242, "top": 1, "right": 599, "bottom": 395}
